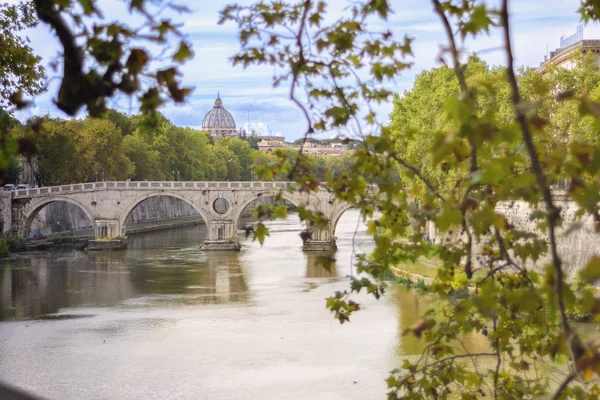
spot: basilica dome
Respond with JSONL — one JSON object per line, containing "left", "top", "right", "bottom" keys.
{"left": 201, "top": 94, "right": 237, "bottom": 139}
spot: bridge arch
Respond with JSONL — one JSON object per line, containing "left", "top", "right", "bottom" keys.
{"left": 119, "top": 191, "right": 209, "bottom": 234}
{"left": 231, "top": 191, "right": 303, "bottom": 229}
{"left": 20, "top": 196, "right": 95, "bottom": 237}
{"left": 330, "top": 203, "right": 355, "bottom": 237}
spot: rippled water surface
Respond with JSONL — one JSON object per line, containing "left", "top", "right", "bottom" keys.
{"left": 0, "top": 210, "right": 455, "bottom": 399}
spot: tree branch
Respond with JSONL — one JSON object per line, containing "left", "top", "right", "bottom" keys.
{"left": 431, "top": 0, "right": 468, "bottom": 93}
{"left": 499, "top": 0, "right": 571, "bottom": 340}
{"left": 415, "top": 352, "right": 497, "bottom": 374}
{"left": 551, "top": 372, "right": 575, "bottom": 400}
{"left": 33, "top": 0, "right": 85, "bottom": 114}
{"left": 388, "top": 152, "right": 445, "bottom": 202}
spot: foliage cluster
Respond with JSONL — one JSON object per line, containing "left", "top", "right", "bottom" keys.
{"left": 0, "top": 235, "right": 22, "bottom": 257}
{"left": 391, "top": 52, "right": 600, "bottom": 198}
{"left": 0, "top": 238, "right": 9, "bottom": 256}
{"left": 6, "top": 236, "right": 25, "bottom": 252}
{"left": 222, "top": 0, "right": 600, "bottom": 398}
{"left": 0, "top": 2, "right": 44, "bottom": 110}
{"left": 12, "top": 0, "right": 194, "bottom": 116}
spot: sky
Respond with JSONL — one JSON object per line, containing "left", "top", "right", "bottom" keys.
{"left": 12, "top": 0, "right": 600, "bottom": 141}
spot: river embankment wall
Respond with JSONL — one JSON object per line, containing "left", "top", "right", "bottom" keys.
{"left": 425, "top": 194, "right": 600, "bottom": 279}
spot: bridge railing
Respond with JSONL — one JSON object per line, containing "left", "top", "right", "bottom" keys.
{"left": 11, "top": 181, "right": 298, "bottom": 198}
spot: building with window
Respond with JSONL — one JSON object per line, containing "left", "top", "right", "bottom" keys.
{"left": 536, "top": 25, "right": 600, "bottom": 74}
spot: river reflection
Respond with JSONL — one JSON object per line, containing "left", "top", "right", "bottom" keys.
{"left": 305, "top": 254, "right": 338, "bottom": 278}
{"left": 0, "top": 249, "right": 254, "bottom": 320}
{"left": 0, "top": 252, "right": 135, "bottom": 320}
{"left": 0, "top": 214, "right": 351, "bottom": 321}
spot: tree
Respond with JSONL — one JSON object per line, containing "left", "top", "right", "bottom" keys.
{"left": 77, "top": 118, "right": 134, "bottom": 181}
{"left": 20, "top": 117, "right": 83, "bottom": 185}
{"left": 244, "top": 135, "right": 261, "bottom": 150}
{"left": 519, "top": 52, "right": 600, "bottom": 146}
{"left": 15, "top": 0, "right": 195, "bottom": 117}
{"left": 122, "top": 134, "right": 163, "bottom": 180}
{"left": 0, "top": 2, "right": 44, "bottom": 110}
{"left": 223, "top": 0, "right": 600, "bottom": 398}
{"left": 213, "top": 145, "right": 239, "bottom": 181}
{"left": 218, "top": 137, "right": 255, "bottom": 180}
{"left": 389, "top": 56, "right": 516, "bottom": 198}
{"left": 17, "top": 116, "right": 134, "bottom": 184}
{"left": 105, "top": 109, "right": 134, "bottom": 136}
{"left": 325, "top": 152, "right": 357, "bottom": 180}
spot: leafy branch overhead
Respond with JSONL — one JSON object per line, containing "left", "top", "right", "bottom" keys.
{"left": 0, "top": 2, "right": 44, "bottom": 110}
{"left": 223, "top": 0, "right": 600, "bottom": 398}
{"left": 220, "top": 0, "right": 413, "bottom": 138}
{"left": 19, "top": 0, "right": 195, "bottom": 116}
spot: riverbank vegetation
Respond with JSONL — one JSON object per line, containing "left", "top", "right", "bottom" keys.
{"left": 0, "top": 236, "right": 25, "bottom": 256}
{"left": 390, "top": 52, "right": 600, "bottom": 199}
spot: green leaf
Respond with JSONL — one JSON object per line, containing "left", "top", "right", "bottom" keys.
{"left": 254, "top": 222, "right": 269, "bottom": 245}
{"left": 126, "top": 48, "right": 149, "bottom": 74}
{"left": 77, "top": 0, "right": 96, "bottom": 15}
{"left": 173, "top": 40, "right": 194, "bottom": 63}
{"left": 580, "top": 257, "right": 600, "bottom": 283}
{"left": 437, "top": 205, "right": 463, "bottom": 232}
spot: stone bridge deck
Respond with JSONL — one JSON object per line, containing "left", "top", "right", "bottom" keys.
{"left": 12, "top": 181, "right": 295, "bottom": 199}
{"left": 3, "top": 181, "right": 350, "bottom": 252}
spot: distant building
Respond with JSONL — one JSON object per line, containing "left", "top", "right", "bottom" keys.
{"left": 259, "top": 136, "right": 285, "bottom": 142}
{"left": 298, "top": 141, "right": 347, "bottom": 156}
{"left": 303, "top": 146, "right": 345, "bottom": 157}
{"left": 536, "top": 25, "right": 600, "bottom": 74}
{"left": 201, "top": 94, "right": 238, "bottom": 140}
{"left": 258, "top": 139, "right": 288, "bottom": 152}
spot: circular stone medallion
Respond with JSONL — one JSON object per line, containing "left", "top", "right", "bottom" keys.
{"left": 213, "top": 197, "right": 230, "bottom": 215}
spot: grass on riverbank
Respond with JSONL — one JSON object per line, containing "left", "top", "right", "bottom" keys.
{"left": 386, "top": 257, "right": 594, "bottom": 321}
{"left": 393, "top": 256, "right": 441, "bottom": 279}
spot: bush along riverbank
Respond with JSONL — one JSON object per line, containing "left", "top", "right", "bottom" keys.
{"left": 385, "top": 263, "right": 594, "bottom": 322}
{"left": 0, "top": 237, "right": 26, "bottom": 256}
{"left": 383, "top": 266, "right": 471, "bottom": 299}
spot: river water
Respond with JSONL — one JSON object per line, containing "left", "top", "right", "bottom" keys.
{"left": 0, "top": 210, "right": 448, "bottom": 399}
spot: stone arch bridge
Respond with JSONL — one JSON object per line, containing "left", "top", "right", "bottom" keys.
{"left": 0, "top": 181, "right": 353, "bottom": 251}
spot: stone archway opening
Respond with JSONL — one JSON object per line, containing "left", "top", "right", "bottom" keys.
{"left": 235, "top": 194, "right": 307, "bottom": 246}
{"left": 25, "top": 200, "right": 94, "bottom": 239}
{"left": 330, "top": 207, "right": 372, "bottom": 251}
{"left": 122, "top": 195, "right": 207, "bottom": 236}
{"left": 235, "top": 194, "right": 298, "bottom": 228}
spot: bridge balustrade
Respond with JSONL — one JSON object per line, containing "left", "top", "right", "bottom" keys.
{"left": 10, "top": 181, "right": 297, "bottom": 199}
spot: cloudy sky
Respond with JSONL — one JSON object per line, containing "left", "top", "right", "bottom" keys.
{"left": 14, "top": 0, "right": 600, "bottom": 140}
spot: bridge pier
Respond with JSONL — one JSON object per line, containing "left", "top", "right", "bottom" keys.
{"left": 200, "top": 220, "right": 241, "bottom": 251}
{"left": 94, "top": 219, "right": 121, "bottom": 239}
{"left": 301, "top": 227, "right": 337, "bottom": 252}
{"left": 88, "top": 219, "right": 127, "bottom": 250}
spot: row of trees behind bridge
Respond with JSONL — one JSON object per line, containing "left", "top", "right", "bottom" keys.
{"left": 2, "top": 111, "right": 355, "bottom": 186}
